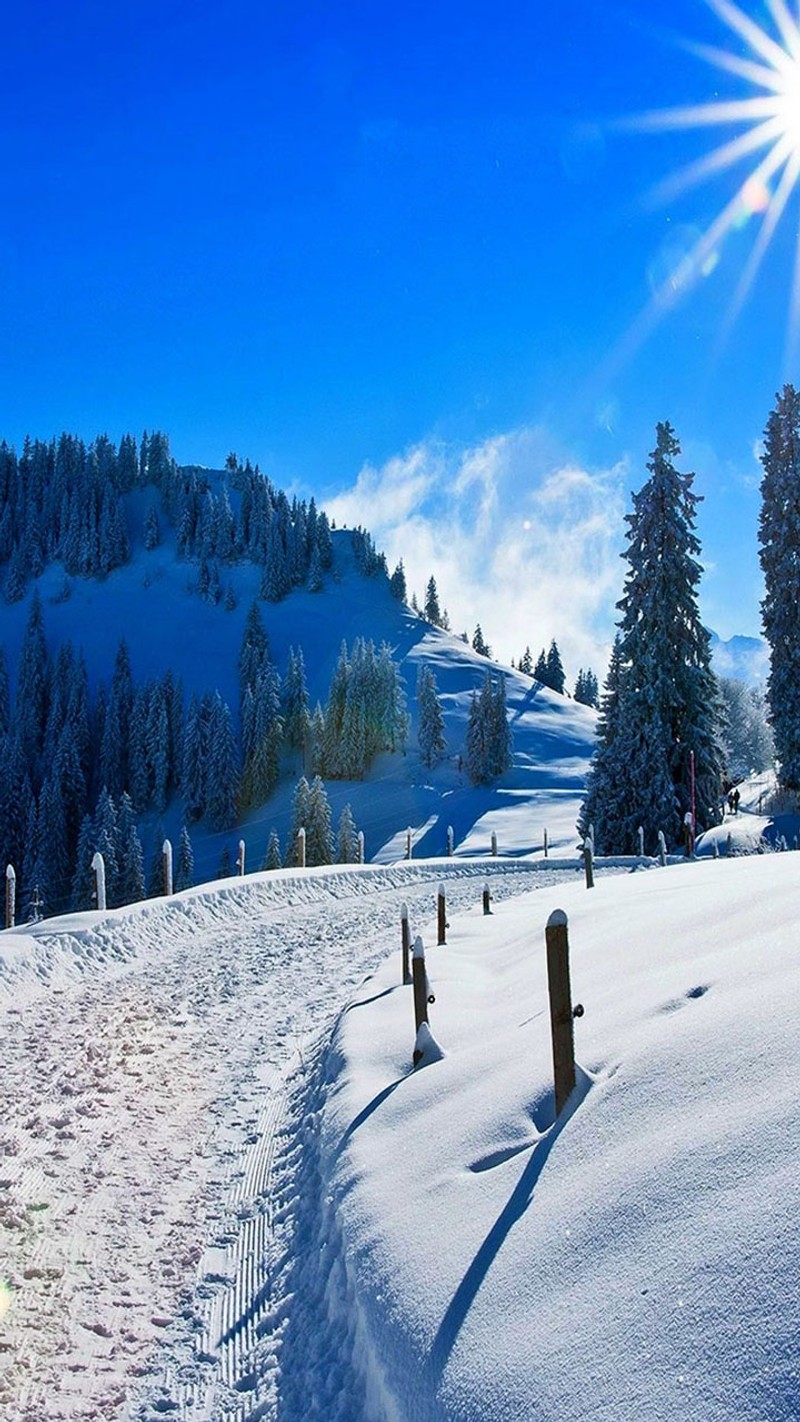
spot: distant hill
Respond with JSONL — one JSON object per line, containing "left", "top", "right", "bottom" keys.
{"left": 0, "top": 435, "right": 597, "bottom": 897}
{"left": 709, "top": 630, "right": 768, "bottom": 686}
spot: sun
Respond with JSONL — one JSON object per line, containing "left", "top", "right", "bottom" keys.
{"left": 625, "top": 0, "right": 800, "bottom": 356}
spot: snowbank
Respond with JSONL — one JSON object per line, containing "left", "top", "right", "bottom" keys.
{"left": 321, "top": 854, "right": 800, "bottom": 1421}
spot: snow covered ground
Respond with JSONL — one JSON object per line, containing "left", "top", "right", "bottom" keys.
{"left": 2, "top": 847, "right": 797, "bottom": 1421}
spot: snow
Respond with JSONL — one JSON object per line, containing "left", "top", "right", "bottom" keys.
{"left": 2, "top": 848, "right": 797, "bottom": 1420}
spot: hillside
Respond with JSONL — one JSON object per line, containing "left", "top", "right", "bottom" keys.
{"left": 0, "top": 446, "right": 598, "bottom": 890}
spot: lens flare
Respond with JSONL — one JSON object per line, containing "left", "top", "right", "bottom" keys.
{"left": 620, "top": 0, "right": 800, "bottom": 362}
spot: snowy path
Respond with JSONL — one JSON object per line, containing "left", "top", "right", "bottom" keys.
{"left": 0, "top": 860, "right": 586, "bottom": 1422}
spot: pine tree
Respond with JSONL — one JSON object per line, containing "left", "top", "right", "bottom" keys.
{"left": 175, "top": 824, "right": 194, "bottom": 891}
{"left": 143, "top": 505, "right": 160, "bottom": 549}
{"left": 337, "top": 803, "right": 359, "bottom": 863}
{"left": 93, "top": 788, "right": 120, "bottom": 907}
{"left": 147, "top": 822, "right": 167, "bottom": 897}
{"left": 533, "top": 648, "right": 549, "bottom": 684}
{"left": 416, "top": 665, "right": 447, "bottom": 768}
{"left": 264, "top": 828, "right": 282, "bottom": 870}
{"left": 758, "top": 384, "right": 800, "bottom": 788}
{"left": 116, "top": 792, "right": 145, "bottom": 905}
{"left": 15, "top": 590, "right": 50, "bottom": 768}
{"left": 424, "top": 576, "right": 442, "bottom": 626}
{"left": 286, "top": 776, "right": 311, "bottom": 865}
{"left": 306, "top": 775, "right": 334, "bottom": 865}
{"left": 519, "top": 646, "right": 533, "bottom": 677}
{"left": 389, "top": 559, "right": 407, "bottom": 602}
{"left": 472, "top": 624, "right": 492, "bottom": 658}
{"left": 545, "top": 640, "right": 566, "bottom": 694}
{"left": 580, "top": 423, "right": 724, "bottom": 851}
{"left": 205, "top": 695, "right": 239, "bottom": 830}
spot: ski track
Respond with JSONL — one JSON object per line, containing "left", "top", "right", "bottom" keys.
{"left": 0, "top": 860, "right": 607, "bottom": 1422}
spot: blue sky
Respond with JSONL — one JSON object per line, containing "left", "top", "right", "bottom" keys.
{"left": 1, "top": 0, "right": 797, "bottom": 663}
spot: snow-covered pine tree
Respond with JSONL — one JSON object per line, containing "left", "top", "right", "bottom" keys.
{"left": 424, "top": 576, "right": 442, "bottom": 626}
{"left": 205, "top": 695, "right": 239, "bottom": 831}
{"left": 175, "top": 824, "right": 194, "bottom": 891}
{"left": 93, "top": 788, "right": 120, "bottom": 907}
{"left": 758, "top": 384, "right": 800, "bottom": 788}
{"left": 337, "top": 803, "right": 359, "bottom": 863}
{"left": 416, "top": 665, "right": 447, "bottom": 768}
{"left": 264, "top": 828, "right": 282, "bottom": 870}
{"left": 519, "top": 646, "right": 533, "bottom": 677}
{"left": 533, "top": 648, "right": 548, "bottom": 684}
{"left": 116, "top": 792, "right": 145, "bottom": 905}
{"left": 389, "top": 559, "right": 407, "bottom": 602}
{"left": 285, "top": 776, "right": 311, "bottom": 866}
{"left": 146, "top": 822, "right": 166, "bottom": 897}
{"left": 582, "top": 423, "right": 724, "bottom": 852}
{"left": 545, "top": 640, "right": 566, "bottom": 694}
{"left": 282, "top": 647, "right": 311, "bottom": 760}
{"left": 472, "top": 625, "right": 492, "bottom": 658}
{"left": 306, "top": 775, "right": 334, "bottom": 865}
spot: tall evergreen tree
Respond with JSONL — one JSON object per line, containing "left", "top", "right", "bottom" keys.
{"left": 175, "top": 824, "right": 194, "bottom": 891}
{"left": 286, "top": 776, "right": 311, "bottom": 865}
{"left": 758, "top": 384, "right": 800, "bottom": 788}
{"left": 337, "top": 803, "right": 359, "bottom": 863}
{"left": 580, "top": 423, "right": 724, "bottom": 852}
{"left": 264, "top": 828, "right": 282, "bottom": 870}
{"left": 416, "top": 665, "right": 447, "bottom": 768}
{"left": 306, "top": 775, "right": 334, "bottom": 865}
{"left": 545, "top": 640, "right": 566, "bottom": 695}
{"left": 424, "top": 575, "right": 442, "bottom": 626}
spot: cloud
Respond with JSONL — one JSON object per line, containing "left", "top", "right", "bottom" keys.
{"left": 323, "top": 426, "right": 630, "bottom": 683}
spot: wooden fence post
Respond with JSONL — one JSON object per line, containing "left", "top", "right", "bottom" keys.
{"left": 712, "top": 838, "right": 719, "bottom": 859}
{"left": 727, "top": 831, "right": 733, "bottom": 857}
{"left": 543, "top": 828, "right": 549, "bottom": 859}
{"left": 237, "top": 839, "right": 246, "bottom": 876}
{"left": 637, "top": 825, "right": 644, "bottom": 857}
{"left": 92, "top": 852, "right": 107, "bottom": 912}
{"left": 583, "top": 838, "right": 594, "bottom": 889}
{"left": 545, "top": 909, "right": 582, "bottom": 1117}
{"left": 412, "top": 936, "right": 436, "bottom": 1065}
{"left": 658, "top": 831, "right": 667, "bottom": 867}
{"left": 162, "top": 838, "right": 173, "bottom": 896}
{"left": 447, "top": 825, "right": 454, "bottom": 857}
{"left": 406, "top": 827, "right": 412, "bottom": 860}
{"left": 5, "top": 865, "right": 16, "bottom": 930}
{"left": 491, "top": 831, "right": 498, "bottom": 857}
{"left": 483, "top": 881, "right": 491, "bottom": 915}
{"left": 437, "top": 883, "right": 447, "bottom": 945}
{"left": 401, "top": 902, "right": 411, "bottom": 983}
{"left": 358, "top": 830, "right": 365, "bottom": 864}
{"left": 297, "top": 826, "right": 306, "bottom": 868}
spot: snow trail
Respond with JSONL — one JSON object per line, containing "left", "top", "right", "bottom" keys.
{"left": 0, "top": 860, "right": 590, "bottom": 1421}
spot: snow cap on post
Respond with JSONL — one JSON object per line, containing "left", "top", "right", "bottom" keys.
{"left": 401, "top": 901, "right": 409, "bottom": 922}
{"left": 547, "top": 907, "right": 568, "bottom": 929}
{"left": 413, "top": 933, "right": 425, "bottom": 960}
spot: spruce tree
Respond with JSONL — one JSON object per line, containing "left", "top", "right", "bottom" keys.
{"left": 175, "top": 824, "right": 194, "bottom": 891}
{"left": 389, "top": 560, "right": 407, "bottom": 602}
{"left": 306, "top": 775, "right": 334, "bottom": 865}
{"left": 416, "top": 665, "right": 447, "bottom": 768}
{"left": 580, "top": 424, "right": 724, "bottom": 852}
{"left": 424, "top": 576, "right": 442, "bottom": 626}
{"left": 337, "top": 803, "right": 359, "bottom": 862}
{"left": 286, "top": 776, "right": 311, "bottom": 865}
{"left": 758, "top": 384, "right": 800, "bottom": 788}
{"left": 264, "top": 828, "right": 282, "bottom": 870}
{"left": 545, "top": 640, "right": 565, "bottom": 694}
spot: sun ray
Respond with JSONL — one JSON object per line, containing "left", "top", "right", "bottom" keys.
{"left": 765, "top": 0, "right": 800, "bottom": 59}
{"left": 704, "top": 0, "right": 794, "bottom": 76}
{"left": 644, "top": 116, "right": 786, "bottom": 207}
{"left": 627, "top": 96, "right": 785, "bottom": 133}
{"left": 724, "top": 148, "right": 800, "bottom": 335}
{"left": 681, "top": 38, "right": 785, "bottom": 92}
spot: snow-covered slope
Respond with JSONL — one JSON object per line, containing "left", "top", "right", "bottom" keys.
{"left": 324, "top": 853, "right": 800, "bottom": 1422}
{"left": 2, "top": 851, "right": 796, "bottom": 1421}
{"left": 0, "top": 528, "right": 597, "bottom": 881}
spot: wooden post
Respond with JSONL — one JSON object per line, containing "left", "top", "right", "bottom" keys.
{"left": 712, "top": 838, "right": 719, "bottom": 859}
{"left": 543, "top": 827, "right": 549, "bottom": 859}
{"left": 92, "top": 852, "right": 107, "bottom": 912}
{"left": 412, "top": 935, "right": 435, "bottom": 1044}
{"left": 447, "top": 825, "right": 454, "bottom": 857}
{"left": 406, "top": 827, "right": 412, "bottom": 860}
{"left": 357, "top": 830, "right": 365, "bottom": 864}
{"left": 437, "top": 883, "right": 447, "bottom": 945}
{"left": 297, "top": 826, "right": 306, "bottom": 868}
{"left": 637, "top": 825, "right": 644, "bottom": 857}
{"left": 401, "top": 902, "right": 411, "bottom": 983}
{"left": 162, "top": 838, "right": 173, "bottom": 896}
{"left": 658, "top": 831, "right": 667, "bottom": 867}
{"left": 583, "top": 838, "right": 594, "bottom": 889}
{"left": 727, "top": 831, "right": 733, "bottom": 857}
{"left": 5, "top": 865, "right": 16, "bottom": 930}
{"left": 237, "top": 839, "right": 246, "bottom": 876}
{"left": 482, "top": 881, "right": 491, "bottom": 915}
{"left": 545, "top": 909, "right": 580, "bottom": 1117}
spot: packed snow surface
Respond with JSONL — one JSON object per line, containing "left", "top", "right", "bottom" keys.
{"left": 2, "top": 850, "right": 796, "bottom": 1421}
